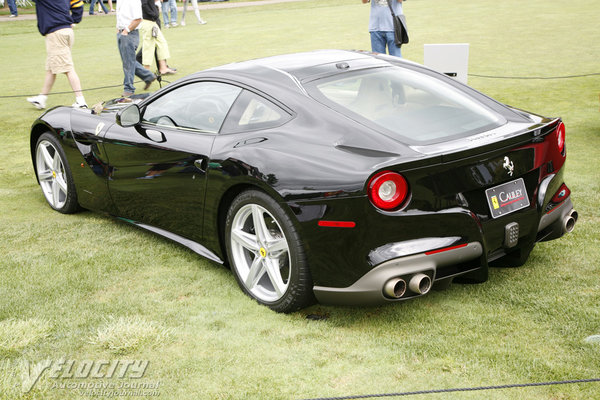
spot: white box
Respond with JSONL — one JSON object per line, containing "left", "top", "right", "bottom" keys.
{"left": 424, "top": 43, "right": 470, "bottom": 84}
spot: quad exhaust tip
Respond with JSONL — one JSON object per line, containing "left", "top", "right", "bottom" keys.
{"left": 409, "top": 273, "right": 432, "bottom": 295}
{"left": 383, "top": 278, "right": 407, "bottom": 299}
{"left": 564, "top": 210, "right": 578, "bottom": 234}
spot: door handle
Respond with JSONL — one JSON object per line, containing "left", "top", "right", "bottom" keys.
{"left": 145, "top": 129, "right": 166, "bottom": 143}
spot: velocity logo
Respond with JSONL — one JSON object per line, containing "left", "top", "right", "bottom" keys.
{"left": 21, "top": 359, "right": 149, "bottom": 393}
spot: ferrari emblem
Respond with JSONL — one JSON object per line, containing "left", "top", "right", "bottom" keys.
{"left": 491, "top": 196, "right": 500, "bottom": 209}
{"left": 259, "top": 248, "right": 267, "bottom": 258}
{"left": 503, "top": 156, "right": 514, "bottom": 176}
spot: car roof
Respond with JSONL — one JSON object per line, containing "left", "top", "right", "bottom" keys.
{"left": 187, "top": 50, "right": 399, "bottom": 93}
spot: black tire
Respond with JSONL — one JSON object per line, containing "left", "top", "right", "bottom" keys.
{"left": 225, "top": 190, "right": 314, "bottom": 313}
{"left": 35, "top": 133, "right": 80, "bottom": 214}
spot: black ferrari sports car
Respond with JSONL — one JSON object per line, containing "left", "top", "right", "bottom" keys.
{"left": 31, "top": 50, "right": 577, "bottom": 312}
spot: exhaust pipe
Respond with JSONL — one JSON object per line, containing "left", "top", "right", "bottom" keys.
{"left": 409, "top": 273, "right": 432, "bottom": 295}
{"left": 563, "top": 210, "right": 578, "bottom": 234}
{"left": 383, "top": 278, "right": 407, "bottom": 299}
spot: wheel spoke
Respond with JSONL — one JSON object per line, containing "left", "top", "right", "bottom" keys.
{"left": 52, "top": 152, "right": 62, "bottom": 171}
{"left": 266, "top": 237, "right": 288, "bottom": 257}
{"left": 251, "top": 205, "right": 270, "bottom": 243}
{"left": 51, "top": 180, "right": 61, "bottom": 207}
{"left": 264, "top": 257, "right": 286, "bottom": 297}
{"left": 245, "top": 256, "right": 266, "bottom": 290}
{"left": 37, "top": 170, "right": 53, "bottom": 182}
{"left": 40, "top": 145, "right": 54, "bottom": 169}
{"left": 231, "top": 228, "right": 259, "bottom": 252}
{"left": 55, "top": 174, "right": 68, "bottom": 194}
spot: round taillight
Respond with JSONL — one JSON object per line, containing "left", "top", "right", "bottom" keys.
{"left": 368, "top": 171, "right": 409, "bottom": 211}
{"left": 556, "top": 122, "right": 566, "bottom": 154}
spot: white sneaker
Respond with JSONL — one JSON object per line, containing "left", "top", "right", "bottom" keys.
{"left": 199, "top": 19, "right": 207, "bottom": 25}
{"left": 72, "top": 102, "right": 88, "bottom": 109}
{"left": 9, "top": 14, "right": 18, "bottom": 18}
{"left": 171, "top": 22, "right": 178, "bottom": 27}
{"left": 180, "top": 20, "right": 186, "bottom": 26}
{"left": 27, "top": 96, "right": 46, "bottom": 109}
{"left": 164, "top": 23, "right": 170, "bottom": 28}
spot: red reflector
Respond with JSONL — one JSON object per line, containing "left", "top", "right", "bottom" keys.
{"left": 318, "top": 220, "right": 356, "bottom": 228}
{"left": 425, "top": 243, "right": 468, "bottom": 255}
{"left": 551, "top": 183, "right": 570, "bottom": 203}
{"left": 556, "top": 122, "right": 566, "bottom": 154}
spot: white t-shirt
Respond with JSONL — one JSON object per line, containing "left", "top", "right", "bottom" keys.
{"left": 116, "top": 0, "right": 143, "bottom": 30}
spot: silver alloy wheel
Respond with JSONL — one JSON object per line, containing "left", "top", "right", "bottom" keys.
{"left": 36, "top": 139, "right": 69, "bottom": 210}
{"left": 229, "top": 204, "right": 291, "bottom": 302}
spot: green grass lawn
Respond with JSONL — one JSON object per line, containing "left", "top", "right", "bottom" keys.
{"left": 1, "top": 0, "right": 599, "bottom": 399}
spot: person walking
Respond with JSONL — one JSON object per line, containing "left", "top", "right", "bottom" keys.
{"left": 89, "top": 0, "right": 109, "bottom": 15}
{"left": 180, "top": 0, "right": 207, "bottom": 26}
{"left": 116, "top": 0, "right": 157, "bottom": 97}
{"left": 27, "top": 0, "right": 88, "bottom": 109}
{"left": 161, "top": 0, "right": 177, "bottom": 28}
{"left": 7, "top": 0, "right": 18, "bottom": 17}
{"left": 362, "top": 0, "right": 403, "bottom": 57}
{"left": 139, "top": 0, "right": 177, "bottom": 75}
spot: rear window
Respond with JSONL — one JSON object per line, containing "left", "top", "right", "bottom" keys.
{"left": 307, "top": 67, "right": 504, "bottom": 145}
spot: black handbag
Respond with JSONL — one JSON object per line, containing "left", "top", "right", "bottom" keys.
{"left": 387, "top": 0, "right": 409, "bottom": 48}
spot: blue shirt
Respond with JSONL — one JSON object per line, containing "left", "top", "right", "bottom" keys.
{"left": 34, "top": 0, "right": 83, "bottom": 36}
{"left": 368, "top": 0, "right": 402, "bottom": 32}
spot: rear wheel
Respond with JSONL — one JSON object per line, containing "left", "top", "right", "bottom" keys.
{"left": 35, "top": 133, "right": 80, "bottom": 214}
{"left": 225, "top": 190, "right": 313, "bottom": 313}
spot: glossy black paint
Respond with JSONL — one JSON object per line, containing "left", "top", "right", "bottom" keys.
{"left": 30, "top": 50, "right": 574, "bottom": 304}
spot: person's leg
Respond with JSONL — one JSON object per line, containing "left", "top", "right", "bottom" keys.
{"left": 181, "top": 0, "right": 187, "bottom": 25}
{"left": 169, "top": 0, "right": 177, "bottom": 25}
{"left": 89, "top": 0, "right": 96, "bottom": 14}
{"left": 117, "top": 32, "right": 137, "bottom": 95}
{"left": 154, "top": 29, "right": 170, "bottom": 64}
{"left": 128, "top": 31, "right": 156, "bottom": 87}
{"left": 191, "top": 0, "right": 205, "bottom": 24}
{"left": 98, "top": 0, "right": 109, "bottom": 14}
{"left": 384, "top": 31, "right": 401, "bottom": 57}
{"left": 65, "top": 70, "right": 84, "bottom": 98}
{"left": 370, "top": 31, "right": 386, "bottom": 54}
{"left": 108, "top": 0, "right": 114, "bottom": 12}
{"left": 41, "top": 70, "right": 56, "bottom": 95}
{"left": 161, "top": 2, "right": 169, "bottom": 27}
{"left": 7, "top": 0, "right": 18, "bottom": 16}
{"left": 139, "top": 21, "right": 156, "bottom": 68}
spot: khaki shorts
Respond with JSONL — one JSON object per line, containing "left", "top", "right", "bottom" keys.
{"left": 45, "top": 28, "right": 75, "bottom": 74}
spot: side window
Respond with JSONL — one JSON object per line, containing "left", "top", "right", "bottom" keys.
{"left": 142, "top": 82, "right": 242, "bottom": 133}
{"left": 221, "top": 90, "right": 291, "bottom": 134}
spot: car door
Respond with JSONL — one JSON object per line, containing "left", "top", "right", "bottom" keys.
{"left": 101, "top": 81, "right": 242, "bottom": 241}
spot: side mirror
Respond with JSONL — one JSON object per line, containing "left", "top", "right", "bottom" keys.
{"left": 116, "top": 104, "right": 141, "bottom": 127}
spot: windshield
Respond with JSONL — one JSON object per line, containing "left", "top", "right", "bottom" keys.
{"left": 309, "top": 67, "right": 504, "bottom": 145}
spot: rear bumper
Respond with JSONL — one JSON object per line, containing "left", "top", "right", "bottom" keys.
{"left": 312, "top": 197, "right": 576, "bottom": 306}
{"left": 313, "top": 241, "right": 482, "bottom": 306}
{"left": 537, "top": 197, "right": 577, "bottom": 242}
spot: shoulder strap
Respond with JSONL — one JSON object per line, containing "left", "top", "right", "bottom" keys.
{"left": 386, "top": 0, "right": 397, "bottom": 18}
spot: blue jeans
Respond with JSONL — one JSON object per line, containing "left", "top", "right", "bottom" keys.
{"left": 89, "top": 0, "right": 108, "bottom": 14}
{"left": 370, "top": 31, "right": 402, "bottom": 58}
{"left": 117, "top": 30, "right": 155, "bottom": 94}
{"left": 7, "top": 0, "right": 18, "bottom": 16}
{"left": 161, "top": 0, "right": 178, "bottom": 25}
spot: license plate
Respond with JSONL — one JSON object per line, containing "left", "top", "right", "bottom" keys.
{"left": 485, "top": 178, "right": 530, "bottom": 219}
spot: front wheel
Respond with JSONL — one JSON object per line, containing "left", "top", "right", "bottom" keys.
{"left": 225, "top": 190, "right": 314, "bottom": 313}
{"left": 35, "top": 133, "right": 80, "bottom": 214}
